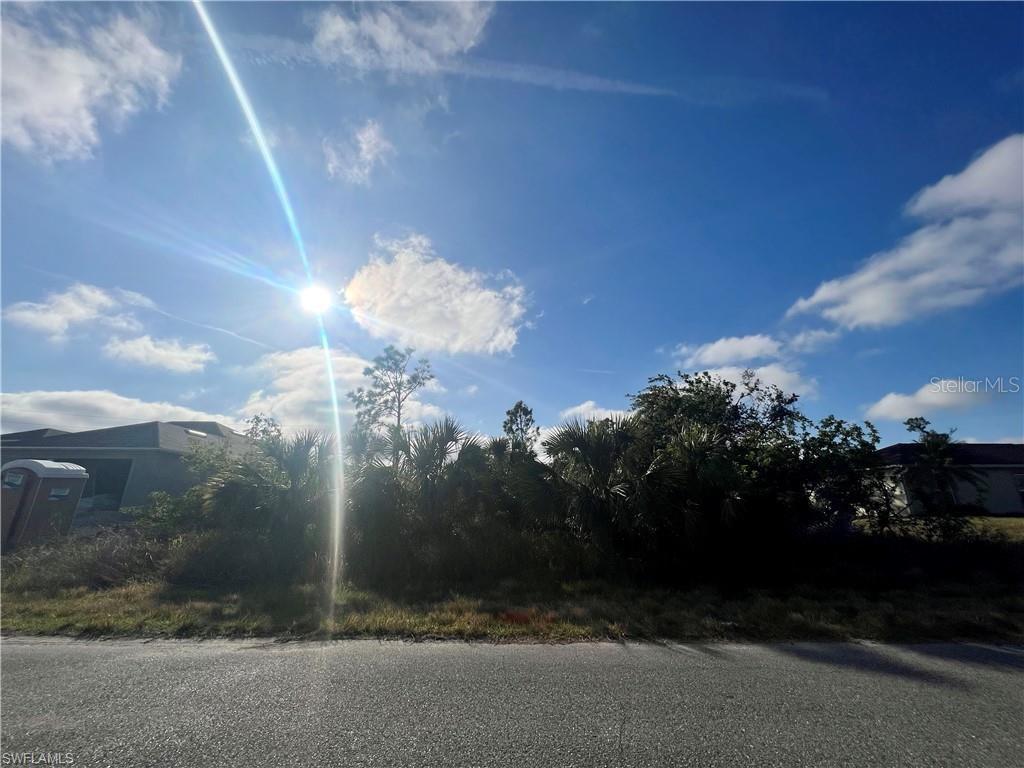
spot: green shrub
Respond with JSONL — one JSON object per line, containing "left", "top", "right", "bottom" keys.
{"left": 159, "top": 531, "right": 279, "bottom": 587}
{"left": 128, "top": 487, "right": 207, "bottom": 536}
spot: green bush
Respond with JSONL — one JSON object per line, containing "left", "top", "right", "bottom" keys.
{"left": 160, "top": 531, "right": 279, "bottom": 588}
{"left": 128, "top": 487, "right": 207, "bottom": 536}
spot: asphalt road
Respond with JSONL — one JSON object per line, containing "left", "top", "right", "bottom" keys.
{"left": 1, "top": 638, "right": 1021, "bottom": 767}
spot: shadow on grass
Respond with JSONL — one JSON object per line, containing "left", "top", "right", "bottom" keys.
{"left": 155, "top": 582, "right": 327, "bottom": 636}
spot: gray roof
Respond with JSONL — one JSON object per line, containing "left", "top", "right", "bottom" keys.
{"left": 1, "top": 421, "right": 249, "bottom": 455}
{"left": 0, "top": 428, "right": 70, "bottom": 443}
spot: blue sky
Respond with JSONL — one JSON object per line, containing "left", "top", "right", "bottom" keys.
{"left": 2, "top": 2, "right": 1022, "bottom": 445}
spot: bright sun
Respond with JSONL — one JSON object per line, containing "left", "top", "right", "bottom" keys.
{"left": 299, "top": 284, "right": 334, "bottom": 314}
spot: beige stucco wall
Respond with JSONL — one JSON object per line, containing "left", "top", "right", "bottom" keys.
{"left": 954, "top": 467, "right": 1023, "bottom": 516}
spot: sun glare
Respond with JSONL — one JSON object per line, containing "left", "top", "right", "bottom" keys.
{"left": 299, "top": 284, "right": 333, "bottom": 314}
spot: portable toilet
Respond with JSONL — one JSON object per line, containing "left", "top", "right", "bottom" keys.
{"left": 1, "top": 460, "right": 89, "bottom": 550}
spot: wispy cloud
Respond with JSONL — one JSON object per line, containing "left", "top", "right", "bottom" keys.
{"left": 103, "top": 335, "right": 217, "bottom": 374}
{"left": 2, "top": 7, "right": 181, "bottom": 162}
{"left": 559, "top": 400, "right": 630, "bottom": 422}
{"left": 672, "top": 333, "right": 823, "bottom": 399}
{"left": 866, "top": 380, "right": 988, "bottom": 421}
{"left": 963, "top": 435, "right": 1023, "bottom": 445}
{"left": 228, "top": 4, "right": 826, "bottom": 106}
{"left": 323, "top": 119, "right": 395, "bottom": 186}
{"left": 676, "top": 334, "right": 782, "bottom": 368}
{"left": 703, "top": 364, "right": 818, "bottom": 399}
{"left": 5, "top": 281, "right": 268, "bottom": 351}
{"left": 451, "top": 61, "right": 827, "bottom": 105}
{"left": 312, "top": 2, "right": 494, "bottom": 74}
{"left": 785, "top": 328, "right": 840, "bottom": 355}
{"left": 4, "top": 283, "right": 142, "bottom": 341}
{"left": 243, "top": 346, "right": 442, "bottom": 431}
{"left": 789, "top": 134, "right": 1024, "bottom": 329}
{"left": 447, "top": 58, "right": 678, "bottom": 98}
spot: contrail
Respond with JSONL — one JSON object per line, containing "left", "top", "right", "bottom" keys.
{"left": 192, "top": 0, "right": 346, "bottom": 613}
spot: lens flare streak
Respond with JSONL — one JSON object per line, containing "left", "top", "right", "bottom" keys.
{"left": 193, "top": 0, "right": 346, "bottom": 613}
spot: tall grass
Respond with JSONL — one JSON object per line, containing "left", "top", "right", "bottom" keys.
{"left": 2, "top": 530, "right": 165, "bottom": 593}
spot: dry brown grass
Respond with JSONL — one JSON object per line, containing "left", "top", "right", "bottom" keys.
{"left": 3, "top": 579, "right": 1022, "bottom": 642}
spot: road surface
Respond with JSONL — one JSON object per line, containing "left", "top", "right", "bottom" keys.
{"left": 1, "top": 637, "right": 1021, "bottom": 767}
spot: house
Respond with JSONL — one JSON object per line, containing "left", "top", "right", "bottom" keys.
{"left": 875, "top": 442, "right": 1024, "bottom": 517}
{"left": 0, "top": 421, "right": 249, "bottom": 519}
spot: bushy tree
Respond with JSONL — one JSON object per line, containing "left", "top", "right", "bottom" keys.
{"left": 133, "top": 351, "right": 967, "bottom": 592}
{"left": 899, "top": 418, "right": 985, "bottom": 540}
{"left": 802, "top": 416, "right": 882, "bottom": 532}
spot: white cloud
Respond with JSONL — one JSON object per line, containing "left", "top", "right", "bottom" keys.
{"left": 238, "top": 9, "right": 824, "bottom": 104}
{"left": 4, "top": 281, "right": 252, "bottom": 361}
{"left": 2, "top": 10, "right": 181, "bottom": 162}
{"left": 705, "top": 364, "right": 818, "bottom": 399}
{"left": 323, "top": 119, "right": 395, "bottom": 186}
{"left": 789, "top": 134, "right": 1024, "bottom": 329}
{"left": 102, "top": 335, "right": 216, "bottom": 374}
{"left": 240, "top": 5, "right": 822, "bottom": 104}
{"left": 243, "top": 347, "right": 369, "bottom": 430}
{"left": 1, "top": 390, "right": 236, "bottom": 434}
{"left": 676, "top": 334, "right": 782, "bottom": 367}
{"left": 672, "top": 334, "right": 820, "bottom": 398}
{"left": 962, "top": 436, "right": 1022, "bottom": 445}
{"left": 400, "top": 398, "right": 446, "bottom": 425}
{"left": 312, "top": 2, "right": 493, "bottom": 74}
{"left": 559, "top": 400, "right": 630, "bottom": 422}
{"left": 906, "top": 134, "right": 1023, "bottom": 218}
{"left": 4, "top": 283, "right": 143, "bottom": 341}
{"left": 242, "top": 346, "right": 443, "bottom": 432}
{"left": 534, "top": 400, "right": 631, "bottom": 463}
{"left": 451, "top": 58, "right": 679, "bottom": 98}
{"left": 423, "top": 378, "right": 448, "bottom": 394}
{"left": 865, "top": 379, "right": 988, "bottom": 421}
{"left": 462, "top": 384, "right": 480, "bottom": 397}
{"left": 344, "top": 234, "right": 528, "bottom": 355}
{"left": 785, "top": 328, "right": 840, "bottom": 354}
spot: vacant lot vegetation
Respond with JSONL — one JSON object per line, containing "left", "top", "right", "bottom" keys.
{"left": 3, "top": 354, "right": 1021, "bottom": 642}
{"left": 5, "top": 579, "right": 1021, "bottom": 642}
{"left": 3, "top": 527, "right": 1022, "bottom": 642}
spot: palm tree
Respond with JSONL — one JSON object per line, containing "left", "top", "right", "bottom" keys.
{"left": 542, "top": 417, "right": 638, "bottom": 552}
{"left": 666, "top": 424, "right": 741, "bottom": 546}
{"left": 202, "top": 430, "right": 337, "bottom": 580}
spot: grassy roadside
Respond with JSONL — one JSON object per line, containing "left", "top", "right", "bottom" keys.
{"left": 3, "top": 580, "right": 1022, "bottom": 642}
{"left": 971, "top": 515, "right": 1024, "bottom": 542}
{"left": 4, "top": 517, "right": 1022, "bottom": 643}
